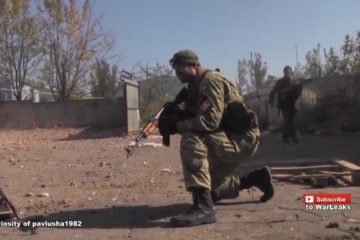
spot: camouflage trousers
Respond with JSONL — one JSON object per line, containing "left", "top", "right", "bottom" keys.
{"left": 179, "top": 128, "right": 260, "bottom": 199}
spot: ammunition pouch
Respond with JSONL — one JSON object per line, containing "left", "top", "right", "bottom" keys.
{"left": 220, "top": 101, "right": 258, "bottom": 134}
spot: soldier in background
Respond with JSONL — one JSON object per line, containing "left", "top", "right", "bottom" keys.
{"left": 269, "top": 66, "right": 303, "bottom": 143}
{"left": 158, "top": 50, "right": 274, "bottom": 227}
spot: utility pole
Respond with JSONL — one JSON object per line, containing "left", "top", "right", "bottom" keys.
{"left": 295, "top": 44, "right": 299, "bottom": 68}
{"left": 294, "top": 44, "right": 302, "bottom": 78}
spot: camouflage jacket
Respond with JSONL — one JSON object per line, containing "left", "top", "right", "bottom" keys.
{"left": 176, "top": 68, "right": 256, "bottom": 133}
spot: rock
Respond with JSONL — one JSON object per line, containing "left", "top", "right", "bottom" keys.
{"left": 161, "top": 168, "right": 172, "bottom": 173}
{"left": 68, "top": 182, "right": 77, "bottom": 187}
{"left": 24, "top": 192, "right": 34, "bottom": 197}
{"left": 99, "top": 161, "right": 106, "bottom": 167}
{"left": 345, "top": 218, "right": 360, "bottom": 223}
{"left": 325, "top": 222, "right": 339, "bottom": 229}
{"left": 142, "top": 142, "right": 163, "bottom": 147}
{"left": 9, "top": 158, "right": 16, "bottom": 165}
{"left": 38, "top": 192, "right": 50, "bottom": 198}
{"left": 59, "top": 198, "right": 72, "bottom": 207}
{"left": 349, "top": 226, "right": 360, "bottom": 232}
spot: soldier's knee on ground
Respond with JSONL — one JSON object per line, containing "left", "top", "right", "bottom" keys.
{"left": 210, "top": 176, "right": 241, "bottom": 203}
{"left": 240, "top": 166, "right": 274, "bottom": 202}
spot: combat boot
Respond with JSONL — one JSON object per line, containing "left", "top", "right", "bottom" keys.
{"left": 240, "top": 166, "right": 274, "bottom": 202}
{"left": 170, "top": 188, "right": 217, "bottom": 227}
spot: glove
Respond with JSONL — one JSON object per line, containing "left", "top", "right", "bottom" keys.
{"left": 162, "top": 101, "right": 176, "bottom": 115}
{"left": 158, "top": 115, "right": 178, "bottom": 136}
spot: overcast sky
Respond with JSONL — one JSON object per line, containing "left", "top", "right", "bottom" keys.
{"left": 93, "top": 0, "right": 360, "bottom": 80}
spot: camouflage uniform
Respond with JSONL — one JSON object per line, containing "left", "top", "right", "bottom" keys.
{"left": 176, "top": 68, "right": 260, "bottom": 199}
{"left": 161, "top": 49, "right": 273, "bottom": 227}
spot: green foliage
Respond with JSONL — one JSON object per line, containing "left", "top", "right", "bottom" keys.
{"left": 339, "top": 32, "right": 360, "bottom": 74}
{"left": 251, "top": 53, "right": 268, "bottom": 89}
{"left": 236, "top": 59, "right": 248, "bottom": 93}
{"left": 140, "top": 93, "right": 169, "bottom": 125}
{"left": 323, "top": 47, "right": 340, "bottom": 76}
{"left": 236, "top": 52, "right": 268, "bottom": 93}
{"left": 90, "top": 59, "right": 118, "bottom": 98}
{"left": 134, "top": 63, "right": 178, "bottom": 124}
{"left": 301, "top": 31, "right": 360, "bottom": 78}
{"left": 305, "top": 44, "right": 322, "bottom": 78}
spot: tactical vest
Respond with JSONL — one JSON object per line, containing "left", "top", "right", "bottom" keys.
{"left": 194, "top": 69, "right": 259, "bottom": 134}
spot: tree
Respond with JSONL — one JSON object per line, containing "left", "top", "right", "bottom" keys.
{"left": 236, "top": 52, "right": 267, "bottom": 93}
{"left": 250, "top": 53, "right": 268, "bottom": 90}
{"left": 236, "top": 59, "right": 249, "bottom": 94}
{"left": 0, "top": 0, "right": 42, "bottom": 100}
{"left": 134, "top": 63, "right": 175, "bottom": 122}
{"left": 305, "top": 44, "right": 323, "bottom": 78}
{"left": 263, "top": 74, "right": 277, "bottom": 88}
{"left": 89, "top": 59, "right": 118, "bottom": 98}
{"left": 323, "top": 47, "right": 340, "bottom": 76}
{"left": 339, "top": 33, "right": 360, "bottom": 74}
{"left": 293, "top": 64, "right": 306, "bottom": 79}
{"left": 303, "top": 44, "right": 343, "bottom": 78}
{"left": 40, "top": 0, "right": 115, "bottom": 101}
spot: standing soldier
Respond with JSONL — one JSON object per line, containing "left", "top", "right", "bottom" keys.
{"left": 269, "top": 66, "right": 302, "bottom": 143}
{"left": 158, "top": 50, "right": 274, "bottom": 227}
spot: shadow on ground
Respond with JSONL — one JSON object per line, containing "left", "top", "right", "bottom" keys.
{"left": 19, "top": 200, "right": 267, "bottom": 233}
{"left": 59, "top": 127, "right": 128, "bottom": 141}
{"left": 19, "top": 203, "right": 190, "bottom": 232}
{"left": 254, "top": 133, "right": 360, "bottom": 163}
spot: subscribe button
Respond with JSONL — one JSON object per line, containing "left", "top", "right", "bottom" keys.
{"left": 303, "top": 193, "right": 351, "bottom": 204}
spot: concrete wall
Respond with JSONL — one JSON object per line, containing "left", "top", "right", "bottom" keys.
{"left": 0, "top": 101, "right": 35, "bottom": 128}
{"left": 244, "top": 89, "right": 281, "bottom": 130}
{"left": 244, "top": 74, "right": 360, "bottom": 131}
{"left": 0, "top": 98, "right": 126, "bottom": 129}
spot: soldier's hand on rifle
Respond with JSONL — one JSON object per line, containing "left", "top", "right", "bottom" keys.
{"left": 163, "top": 101, "right": 177, "bottom": 114}
{"left": 158, "top": 115, "right": 178, "bottom": 136}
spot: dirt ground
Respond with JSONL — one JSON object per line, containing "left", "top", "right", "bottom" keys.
{"left": 0, "top": 128, "right": 360, "bottom": 240}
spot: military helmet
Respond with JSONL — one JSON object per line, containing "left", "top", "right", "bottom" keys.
{"left": 169, "top": 49, "right": 200, "bottom": 67}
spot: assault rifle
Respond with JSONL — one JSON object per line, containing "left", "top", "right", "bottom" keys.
{"left": 278, "top": 78, "right": 314, "bottom": 94}
{"left": 125, "top": 108, "right": 164, "bottom": 158}
{"left": 276, "top": 78, "right": 315, "bottom": 111}
{"left": 125, "top": 87, "right": 189, "bottom": 158}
